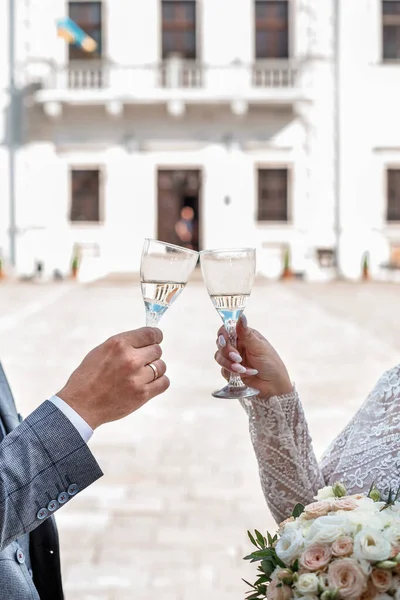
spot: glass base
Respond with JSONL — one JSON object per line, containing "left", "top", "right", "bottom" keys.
{"left": 212, "top": 384, "right": 260, "bottom": 400}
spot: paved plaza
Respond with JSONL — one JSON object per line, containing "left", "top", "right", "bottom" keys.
{"left": 1, "top": 276, "right": 400, "bottom": 600}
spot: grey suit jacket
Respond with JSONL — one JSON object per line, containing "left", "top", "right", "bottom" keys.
{"left": 0, "top": 364, "right": 103, "bottom": 599}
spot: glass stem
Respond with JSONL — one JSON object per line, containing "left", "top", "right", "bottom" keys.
{"left": 146, "top": 311, "right": 161, "bottom": 328}
{"left": 225, "top": 319, "right": 245, "bottom": 389}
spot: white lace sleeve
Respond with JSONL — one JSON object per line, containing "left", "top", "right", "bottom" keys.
{"left": 244, "top": 365, "right": 400, "bottom": 524}
{"left": 320, "top": 364, "right": 400, "bottom": 496}
{"left": 241, "top": 388, "right": 325, "bottom": 524}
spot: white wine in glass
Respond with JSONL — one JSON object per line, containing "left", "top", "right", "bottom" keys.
{"left": 140, "top": 239, "right": 199, "bottom": 327}
{"left": 200, "top": 247, "right": 259, "bottom": 399}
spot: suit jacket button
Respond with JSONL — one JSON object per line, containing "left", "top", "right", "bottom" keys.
{"left": 37, "top": 508, "right": 49, "bottom": 520}
{"left": 57, "top": 492, "right": 68, "bottom": 504}
{"left": 67, "top": 484, "right": 79, "bottom": 496}
{"left": 16, "top": 548, "right": 25, "bottom": 564}
{"left": 47, "top": 500, "right": 59, "bottom": 512}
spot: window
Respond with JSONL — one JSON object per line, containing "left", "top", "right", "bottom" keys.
{"left": 162, "top": 1, "right": 196, "bottom": 59}
{"left": 383, "top": 1, "right": 400, "bottom": 59}
{"left": 387, "top": 168, "right": 400, "bottom": 221}
{"left": 257, "top": 168, "right": 288, "bottom": 222}
{"left": 70, "top": 169, "right": 101, "bottom": 222}
{"left": 255, "top": 1, "right": 289, "bottom": 59}
{"left": 68, "top": 1, "right": 102, "bottom": 60}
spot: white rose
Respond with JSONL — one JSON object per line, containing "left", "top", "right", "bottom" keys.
{"left": 275, "top": 528, "right": 304, "bottom": 565}
{"left": 316, "top": 486, "right": 335, "bottom": 500}
{"left": 307, "top": 514, "right": 352, "bottom": 544}
{"left": 356, "top": 497, "right": 378, "bottom": 510}
{"left": 283, "top": 519, "right": 302, "bottom": 532}
{"left": 383, "top": 523, "right": 400, "bottom": 544}
{"left": 318, "top": 573, "right": 330, "bottom": 590}
{"left": 295, "top": 573, "right": 319, "bottom": 594}
{"left": 358, "top": 558, "right": 372, "bottom": 576}
{"left": 353, "top": 528, "right": 392, "bottom": 562}
{"left": 345, "top": 503, "right": 385, "bottom": 530}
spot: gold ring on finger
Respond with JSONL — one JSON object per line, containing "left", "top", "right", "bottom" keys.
{"left": 148, "top": 362, "right": 159, "bottom": 382}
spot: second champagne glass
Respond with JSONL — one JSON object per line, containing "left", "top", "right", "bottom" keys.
{"left": 200, "top": 247, "right": 259, "bottom": 399}
{"left": 140, "top": 239, "right": 199, "bottom": 327}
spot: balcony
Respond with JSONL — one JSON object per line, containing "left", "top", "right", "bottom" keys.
{"left": 21, "top": 57, "right": 310, "bottom": 117}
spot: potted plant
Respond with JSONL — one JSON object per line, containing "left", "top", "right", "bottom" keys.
{"left": 362, "top": 251, "right": 370, "bottom": 281}
{"left": 281, "top": 247, "right": 293, "bottom": 280}
{"left": 71, "top": 249, "right": 80, "bottom": 279}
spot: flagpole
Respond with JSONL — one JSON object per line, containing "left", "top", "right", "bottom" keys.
{"left": 8, "top": 0, "right": 17, "bottom": 268}
{"left": 333, "top": 0, "right": 342, "bottom": 279}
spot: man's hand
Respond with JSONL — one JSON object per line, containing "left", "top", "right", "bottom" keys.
{"left": 57, "top": 327, "right": 169, "bottom": 429}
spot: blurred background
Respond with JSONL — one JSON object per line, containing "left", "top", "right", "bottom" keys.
{"left": 1, "top": 0, "right": 400, "bottom": 599}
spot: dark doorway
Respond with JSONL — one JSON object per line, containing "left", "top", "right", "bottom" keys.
{"left": 157, "top": 169, "right": 201, "bottom": 251}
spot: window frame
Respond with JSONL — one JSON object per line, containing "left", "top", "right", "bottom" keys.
{"left": 160, "top": 0, "right": 198, "bottom": 60}
{"left": 69, "top": 166, "right": 104, "bottom": 224}
{"left": 382, "top": 0, "right": 400, "bottom": 61}
{"left": 254, "top": 0, "right": 291, "bottom": 60}
{"left": 256, "top": 165, "right": 291, "bottom": 224}
{"left": 386, "top": 166, "right": 400, "bottom": 223}
{"left": 67, "top": 0, "right": 104, "bottom": 62}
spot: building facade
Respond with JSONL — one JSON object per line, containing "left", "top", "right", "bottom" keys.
{"left": 0, "top": 0, "right": 400, "bottom": 280}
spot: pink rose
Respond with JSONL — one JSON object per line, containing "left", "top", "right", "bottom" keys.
{"left": 303, "top": 500, "right": 333, "bottom": 520}
{"left": 332, "top": 498, "right": 358, "bottom": 512}
{"left": 359, "top": 586, "right": 378, "bottom": 600}
{"left": 278, "top": 517, "right": 294, "bottom": 528}
{"left": 300, "top": 544, "right": 332, "bottom": 571}
{"left": 370, "top": 568, "right": 392, "bottom": 592}
{"left": 266, "top": 580, "right": 292, "bottom": 600}
{"left": 391, "top": 544, "right": 400, "bottom": 558}
{"left": 328, "top": 558, "right": 367, "bottom": 599}
{"left": 332, "top": 536, "right": 354, "bottom": 557}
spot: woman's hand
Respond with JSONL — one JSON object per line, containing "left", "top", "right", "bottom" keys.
{"left": 214, "top": 315, "right": 293, "bottom": 400}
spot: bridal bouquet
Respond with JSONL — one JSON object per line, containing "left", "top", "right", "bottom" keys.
{"left": 244, "top": 483, "right": 400, "bottom": 600}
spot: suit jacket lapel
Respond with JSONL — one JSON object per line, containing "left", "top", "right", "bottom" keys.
{"left": 0, "top": 362, "right": 20, "bottom": 432}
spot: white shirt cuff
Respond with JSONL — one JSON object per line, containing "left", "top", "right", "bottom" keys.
{"left": 49, "top": 395, "right": 94, "bottom": 443}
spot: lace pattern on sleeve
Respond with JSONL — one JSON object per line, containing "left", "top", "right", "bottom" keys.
{"left": 241, "top": 388, "right": 325, "bottom": 524}
{"left": 320, "top": 364, "right": 400, "bottom": 496}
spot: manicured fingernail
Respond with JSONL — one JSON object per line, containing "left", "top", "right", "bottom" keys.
{"left": 241, "top": 315, "right": 248, "bottom": 329}
{"left": 229, "top": 351, "right": 242, "bottom": 363}
{"left": 231, "top": 363, "right": 247, "bottom": 374}
{"left": 218, "top": 335, "right": 226, "bottom": 348}
{"left": 245, "top": 368, "right": 258, "bottom": 376}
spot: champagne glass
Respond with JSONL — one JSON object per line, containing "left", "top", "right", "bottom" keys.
{"left": 140, "top": 239, "right": 199, "bottom": 327}
{"left": 200, "top": 247, "right": 259, "bottom": 399}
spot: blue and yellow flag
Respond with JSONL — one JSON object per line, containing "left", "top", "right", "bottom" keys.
{"left": 56, "top": 17, "right": 97, "bottom": 53}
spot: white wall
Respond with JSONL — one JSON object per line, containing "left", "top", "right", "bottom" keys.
{"left": 2, "top": 0, "right": 400, "bottom": 279}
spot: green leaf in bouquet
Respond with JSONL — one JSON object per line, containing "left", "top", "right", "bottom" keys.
{"left": 242, "top": 579, "right": 256, "bottom": 590}
{"left": 291, "top": 559, "right": 299, "bottom": 572}
{"left": 255, "top": 530, "right": 266, "bottom": 548}
{"left": 381, "top": 486, "right": 397, "bottom": 511}
{"left": 367, "top": 480, "right": 375, "bottom": 497}
{"left": 244, "top": 548, "right": 274, "bottom": 562}
{"left": 254, "top": 574, "right": 269, "bottom": 585}
{"left": 292, "top": 503, "right": 305, "bottom": 518}
{"left": 274, "top": 555, "right": 287, "bottom": 569}
{"left": 243, "top": 554, "right": 256, "bottom": 561}
{"left": 395, "top": 483, "right": 400, "bottom": 502}
{"left": 261, "top": 558, "right": 275, "bottom": 578}
{"left": 247, "top": 531, "right": 258, "bottom": 547}
{"left": 246, "top": 590, "right": 265, "bottom": 600}
{"left": 267, "top": 532, "right": 276, "bottom": 547}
